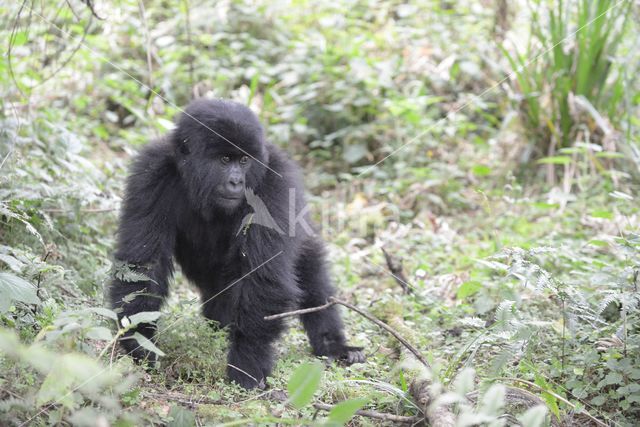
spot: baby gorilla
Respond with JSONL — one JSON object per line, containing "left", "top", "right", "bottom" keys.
{"left": 108, "top": 98, "right": 364, "bottom": 388}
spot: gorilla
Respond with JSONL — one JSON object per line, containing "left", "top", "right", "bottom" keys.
{"left": 108, "top": 98, "right": 364, "bottom": 389}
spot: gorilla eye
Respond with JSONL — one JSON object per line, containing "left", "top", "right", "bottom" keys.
{"left": 240, "top": 156, "right": 249, "bottom": 165}
{"left": 221, "top": 155, "right": 231, "bottom": 164}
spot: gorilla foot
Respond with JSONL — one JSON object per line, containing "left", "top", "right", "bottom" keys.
{"left": 336, "top": 345, "right": 366, "bottom": 365}
{"left": 329, "top": 345, "right": 366, "bottom": 365}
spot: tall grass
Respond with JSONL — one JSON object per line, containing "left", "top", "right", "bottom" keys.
{"left": 503, "top": 0, "right": 632, "bottom": 160}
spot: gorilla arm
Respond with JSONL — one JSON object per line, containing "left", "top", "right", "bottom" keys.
{"left": 108, "top": 142, "right": 178, "bottom": 363}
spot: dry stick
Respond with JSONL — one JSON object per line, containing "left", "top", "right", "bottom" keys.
{"left": 264, "top": 297, "right": 430, "bottom": 369}
{"left": 266, "top": 387, "right": 422, "bottom": 424}
{"left": 381, "top": 247, "right": 411, "bottom": 294}
{"left": 312, "top": 402, "right": 420, "bottom": 424}
{"left": 263, "top": 301, "right": 336, "bottom": 321}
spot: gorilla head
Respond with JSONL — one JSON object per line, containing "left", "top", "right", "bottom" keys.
{"left": 172, "top": 99, "right": 269, "bottom": 216}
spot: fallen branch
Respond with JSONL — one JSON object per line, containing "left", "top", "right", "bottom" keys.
{"left": 313, "top": 402, "right": 421, "bottom": 424}
{"left": 265, "top": 297, "right": 430, "bottom": 369}
{"left": 410, "top": 380, "right": 456, "bottom": 427}
{"left": 264, "top": 388, "right": 421, "bottom": 424}
{"left": 145, "top": 390, "right": 224, "bottom": 408}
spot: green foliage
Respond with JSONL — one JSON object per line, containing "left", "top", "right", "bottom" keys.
{"left": 0, "top": 0, "right": 638, "bottom": 424}
{"left": 0, "top": 328, "right": 139, "bottom": 425}
{"left": 503, "top": 0, "right": 633, "bottom": 160}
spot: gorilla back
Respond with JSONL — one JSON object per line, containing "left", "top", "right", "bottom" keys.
{"left": 108, "top": 98, "right": 364, "bottom": 389}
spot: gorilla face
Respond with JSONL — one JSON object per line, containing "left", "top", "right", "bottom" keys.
{"left": 172, "top": 99, "right": 268, "bottom": 217}
{"left": 209, "top": 152, "right": 252, "bottom": 211}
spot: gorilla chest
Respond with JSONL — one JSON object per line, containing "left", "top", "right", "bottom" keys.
{"left": 174, "top": 222, "right": 241, "bottom": 281}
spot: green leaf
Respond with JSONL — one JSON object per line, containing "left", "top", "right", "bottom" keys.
{"left": 602, "top": 372, "right": 623, "bottom": 386}
{"left": 86, "top": 326, "right": 113, "bottom": 341}
{"left": 536, "top": 156, "right": 571, "bottom": 165}
{"left": 453, "top": 367, "right": 475, "bottom": 395}
{"left": 37, "top": 353, "right": 117, "bottom": 409}
{"left": 0, "top": 272, "right": 40, "bottom": 313}
{"left": 287, "top": 362, "right": 323, "bottom": 409}
{"left": 326, "top": 398, "right": 367, "bottom": 425}
{"left": 480, "top": 384, "right": 505, "bottom": 415}
{"left": 534, "top": 373, "right": 560, "bottom": 420}
{"left": 342, "top": 144, "right": 369, "bottom": 164}
{"left": 471, "top": 165, "right": 491, "bottom": 176}
{"left": 0, "top": 254, "right": 24, "bottom": 272}
{"left": 11, "top": 31, "right": 28, "bottom": 46}
{"left": 132, "top": 332, "right": 165, "bottom": 356}
{"left": 167, "top": 404, "right": 196, "bottom": 427}
{"left": 457, "top": 280, "right": 482, "bottom": 299}
{"left": 128, "top": 311, "right": 162, "bottom": 326}
{"left": 517, "top": 405, "right": 548, "bottom": 427}
{"left": 399, "top": 370, "right": 407, "bottom": 392}
{"left": 590, "top": 210, "right": 613, "bottom": 219}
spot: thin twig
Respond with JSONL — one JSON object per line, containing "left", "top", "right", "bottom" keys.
{"left": 0, "top": 149, "right": 14, "bottom": 171}
{"left": 312, "top": 402, "right": 421, "bottom": 424}
{"left": 264, "top": 297, "right": 430, "bottom": 369}
{"left": 182, "top": 0, "right": 195, "bottom": 87}
{"left": 81, "top": 0, "right": 104, "bottom": 19}
{"left": 329, "top": 297, "right": 430, "bottom": 369}
{"left": 263, "top": 301, "right": 337, "bottom": 321}
{"left": 8, "top": 0, "right": 30, "bottom": 98}
{"left": 381, "top": 247, "right": 411, "bottom": 294}
{"left": 137, "top": 0, "right": 153, "bottom": 90}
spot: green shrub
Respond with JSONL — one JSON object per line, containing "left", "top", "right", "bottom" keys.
{"left": 503, "top": 0, "right": 632, "bottom": 160}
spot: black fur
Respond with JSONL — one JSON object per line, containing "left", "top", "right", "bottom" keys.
{"left": 108, "top": 98, "right": 364, "bottom": 389}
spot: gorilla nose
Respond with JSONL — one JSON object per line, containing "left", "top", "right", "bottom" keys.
{"left": 226, "top": 177, "right": 244, "bottom": 194}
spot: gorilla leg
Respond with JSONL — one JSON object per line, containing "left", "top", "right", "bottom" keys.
{"left": 296, "top": 239, "right": 365, "bottom": 364}
{"left": 226, "top": 269, "right": 299, "bottom": 389}
{"left": 200, "top": 286, "right": 234, "bottom": 328}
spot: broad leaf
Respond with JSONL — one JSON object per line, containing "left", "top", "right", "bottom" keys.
{"left": 167, "top": 404, "right": 196, "bottom": 427}
{"left": 0, "top": 272, "right": 40, "bottom": 313}
{"left": 132, "top": 332, "right": 165, "bottom": 356}
{"left": 86, "top": 326, "right": 113, "bottom": 341}
{"left": 287, "top": 362, "right": 323, "bottom": 409}
{"left": 326, "top": 398, "right": 367, "bottom": 425}
{"left": 128, "top": 311, "right": 162, "bottom": 326}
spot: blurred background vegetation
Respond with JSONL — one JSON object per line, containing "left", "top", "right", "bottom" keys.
{"left": 0, "top": 0, "right": 639, "bottom": 425}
